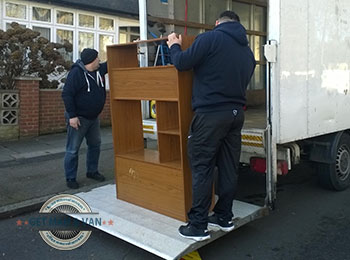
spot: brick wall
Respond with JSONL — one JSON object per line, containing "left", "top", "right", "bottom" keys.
{"left": 12, "top": 77, "right": 111, "bottom": 139}
{"left": 100, "top": 91, "right": 111, "bottom": 126}
{"left": 16, "top": 78, "right": 40, "bottom": 137}
{"left": 39, "top": 90, "right": 66, "bottom": 134}
{"left": 39, "top": 90, "right": 111, "bottom": 134}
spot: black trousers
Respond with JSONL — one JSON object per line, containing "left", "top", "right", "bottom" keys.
{"left": 187, "top": 108, "right": 244, "bottom": 229}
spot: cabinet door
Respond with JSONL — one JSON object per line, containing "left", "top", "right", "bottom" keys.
{"left": 115, "top": 157, "right": 187, "bottom": 221}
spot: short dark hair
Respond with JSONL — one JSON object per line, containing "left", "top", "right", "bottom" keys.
{"left": 218, "top": 11, "right": 240, "bottom": 22}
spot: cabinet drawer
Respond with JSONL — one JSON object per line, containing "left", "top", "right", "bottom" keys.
{"left": 111, "top": 66, "right": 178, "bottom": 101}
{"left": 115, "top": 157, "right": 187, "bottom": 221}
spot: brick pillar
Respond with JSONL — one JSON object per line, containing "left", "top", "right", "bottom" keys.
{"left": 100, "top": 90, "right": 111, "bottom": 126}
{"left": 16, "top": 77, "right": 41, "bottom": 138}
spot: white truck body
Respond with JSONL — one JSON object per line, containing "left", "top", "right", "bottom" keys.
{"left": 242, "top": 0, "right": 350, "bottom": 205}
{"left": 269, "top": 0, "right": 350, "bottom": 143}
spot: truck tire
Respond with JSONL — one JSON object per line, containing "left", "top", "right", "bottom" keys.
{"left": 317, "top": 133, "right": 350, "bottom": 191}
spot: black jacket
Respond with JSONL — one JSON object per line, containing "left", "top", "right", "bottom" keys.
{"left": 62, "top": 60, "right": 108, "bottom": 119}
{"left": 170, "top": 21, "right": 256, "bottom": 112}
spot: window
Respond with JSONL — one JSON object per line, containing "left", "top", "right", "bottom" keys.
{"left": 32, "top": 7, "right": 51, "bottom": 22}
{"left": 2, "top": 2, "right": 138, "bottom": 62}
{"left": 204, "top": 1, "right": 227, "bottom": 25}
{"left": 232, "top": 2, "right": 250, "bottom": 29}
{"left": 99, "top": 34, "right": 114, "bottom": 61}
{"left": 253, "top": 5, "right": 266, "bottom": 32}
{"left": 33, "top": 26, "right": 51, "bottom": 40}
{"left": 57, "top": 29, "right": 73, "bottom": 60}
{"left": 232, "top": 0, "right": 267, "bottom": 90}
{"left": 79, "top": 32, "right": 94, "bottom": 55}
{"left": 253, "top": 65, "right": 265, "bottom": 90}
{"left": 119, "top": 26, "right": 140, "bottom": 43}
{"left": 79, "top": 14, "right": 94, "bottom": 28}
{"left": 6, "top": 23, "right": 26, "bottom": 30}
{"left": 119, "top": 32, "right": 127, "bottom": 43}
{"left": 57, "top": 10, "right": 74, "bottom": 25}
{"left": 99, "top": 17, "right": 114, "bottom": 31}
{"left": 130, "top": 27, "right": 140, "bottom": 41}
{"left": 57, "top": 29, "right": 73, "bottom": 44}
{"left": 5, "top": 2, "right": 26, "bottom": 19}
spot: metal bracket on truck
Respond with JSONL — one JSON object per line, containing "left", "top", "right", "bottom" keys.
{"left": 264, "top": 40, "right": 277, "bottom": 63}
{"left": 265, "top": 39, "right": 278, "bottom": 209}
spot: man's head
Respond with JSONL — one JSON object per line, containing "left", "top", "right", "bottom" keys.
{"left": 216, "top": 11, "right": 240, "bottom": 26}
{"left": 81, "top": 48, "right": 100, "bottom": 71}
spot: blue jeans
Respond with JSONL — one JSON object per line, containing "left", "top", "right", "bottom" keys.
{"left": 64, "top": 113, "right": 101, "bottom": 180}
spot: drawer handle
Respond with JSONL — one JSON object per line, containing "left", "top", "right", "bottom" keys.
{"left": 128, "top": 168, "right": 137, "bottom": 179}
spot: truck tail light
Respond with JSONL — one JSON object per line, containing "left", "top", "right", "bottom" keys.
{"left": 250, "top": 157, "right": 289, "bottom": 175}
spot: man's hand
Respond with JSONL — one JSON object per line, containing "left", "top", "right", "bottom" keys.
{"left": 69, "top": 117, "right": 81, "bottom": 130}
{"left": 167, "top": 33, "right": 182, "bottom": 48}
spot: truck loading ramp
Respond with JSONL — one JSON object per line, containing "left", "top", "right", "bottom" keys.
{"left": 69, "top": 184, "right": 268, "bottom": 260}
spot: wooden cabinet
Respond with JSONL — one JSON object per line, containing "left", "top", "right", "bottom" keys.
{"left": 107, "top": 36, "right": 195, "bottom": 221}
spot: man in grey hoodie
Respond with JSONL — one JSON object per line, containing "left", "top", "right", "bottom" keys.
{"left": 62, "top": 48, "right": 108, "bottom": 189}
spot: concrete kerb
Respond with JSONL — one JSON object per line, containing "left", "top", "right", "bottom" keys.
{"left": 0, "top": 179, "right": 115, "bottom": 220}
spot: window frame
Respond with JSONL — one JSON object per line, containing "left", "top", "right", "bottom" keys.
{"left": 98, "top": 16, "right": 115, "bottom": 32}
{"left": 30, "top": 24, "right": 52, "bottom": 41}
{"left": 78, "top": 29, "right": 96, "bottom": 56}
{"left": 118, "top": 26, "right": 140, "bottom": 43}
{"left": 4, "top": 1, "right": 27, "bottom": 21}
{"left": 98, "top": 32, "right": 115, "bottom": 61}
{"left": 78, "top": 13, "right": 96, "bottom": 29}
{"left": 232, "top": 0, "right": 267, "bottom": 90}
{"left": 55, "top": 26, "right": 75, "bottom": 48}
{"left": 4, "top": 20, "right": 28, "bottom": 30}
{"left": 55, "top": 8, "right": 75, "bottom": 27}
{"left": 31, "top": 5, "right": 52, "bottom": 23}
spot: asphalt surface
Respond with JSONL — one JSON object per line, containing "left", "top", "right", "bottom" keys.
{"left": 0, "top": 128, "right": 349, "bottom": 259}
{"left": 1, "top": 162, "right": 350, "bottom": 260}
{"left": 0, "top": 127, "right": 115, "bottom": 219}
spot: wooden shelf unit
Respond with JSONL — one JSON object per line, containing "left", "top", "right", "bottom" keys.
{"left": 107, "top": 36, "right": 195, "bottom": 221}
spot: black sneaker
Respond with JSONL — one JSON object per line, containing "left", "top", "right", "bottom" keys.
{"left": 178, "top": 223, "right": 210, "bottom": 241}
{"left": 66, "top": 179, "right": 79, "bottom": 189}
{"left": 86, "top": 171, "right": 105, "bottom": 182}
{"left": 208, "top": 214, "right": 235, "bottom": 232}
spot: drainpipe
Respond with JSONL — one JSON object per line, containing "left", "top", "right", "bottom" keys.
{"left": 138, "top": 0, "right": 148, "bottom": 67}
{"left": 138, "top": 0, "right": 149, "bottom": 119}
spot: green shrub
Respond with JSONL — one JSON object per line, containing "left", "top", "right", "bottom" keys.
{"left": 0, "top": 22, "right": 73, "bottom": 89}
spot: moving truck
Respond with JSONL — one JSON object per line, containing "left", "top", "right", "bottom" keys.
{"left": 244, "top": 0, "right": 350, "bottom": 208}
{"left": 69, "top": 0, "right": 350, "bottom": 259}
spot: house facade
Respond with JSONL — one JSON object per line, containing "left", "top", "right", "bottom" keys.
{"left": 0, "top": 0, "right": 141, "bottom": 61}
{"left": 0, "top": 0, "right": 268, "bottom": 140}
{"left": 0, "top": 0, "right": 267, "bottom": 90}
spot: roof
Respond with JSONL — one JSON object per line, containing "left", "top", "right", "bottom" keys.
{"left": 28, "top": 0, "right": 139, "bottom": 17}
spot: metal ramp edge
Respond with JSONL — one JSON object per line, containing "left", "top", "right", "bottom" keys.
{"left": 68, "top": 184, "right": 268, "bottom": 260}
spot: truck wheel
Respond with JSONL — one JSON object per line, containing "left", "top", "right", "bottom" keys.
{"left": 317, "top": 133, "right": 350, "bottom": 191}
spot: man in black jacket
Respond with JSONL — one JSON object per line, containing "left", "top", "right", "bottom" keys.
{"left": 167, "top": 11, "right": 256, "bottom": 241}
{"left": 62, "top": 48, "right": 108, "bottom": 189}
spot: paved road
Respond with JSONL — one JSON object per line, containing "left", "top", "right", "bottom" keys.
{"left": 1, "top": 161, "right": 350, "bottom": 260}
{"left": 0, "top": 148, "right": 115, "bottom": 208}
